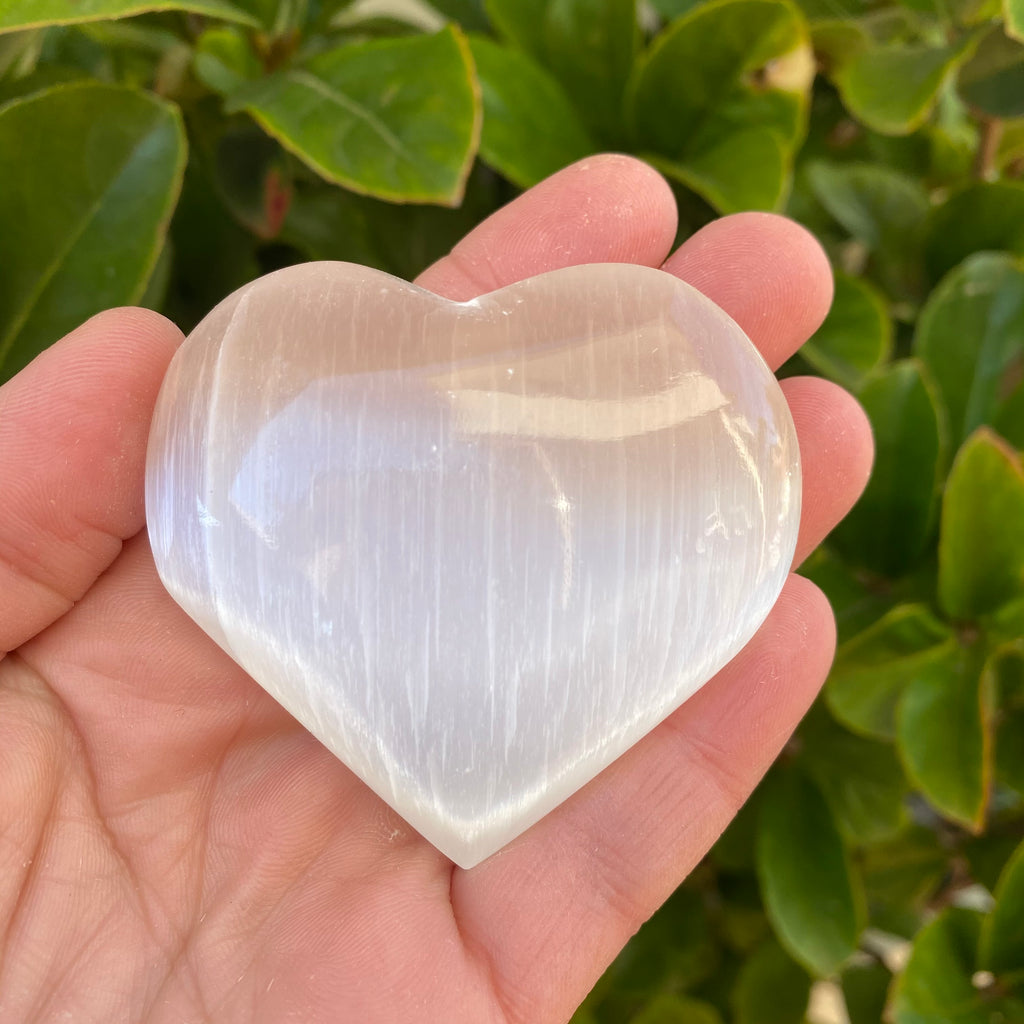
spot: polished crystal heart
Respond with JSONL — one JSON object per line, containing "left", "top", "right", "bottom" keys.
{"left": 145, "top": 261, "right": 800, "bottom": 867}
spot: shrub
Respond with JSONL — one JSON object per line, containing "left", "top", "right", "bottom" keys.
{"left": 1, "top": 1, "right": 1023, "bottom": 1020}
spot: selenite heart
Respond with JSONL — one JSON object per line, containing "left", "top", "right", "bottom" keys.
{"left": 145, "top": 261, "right": 800, "bottom": 868}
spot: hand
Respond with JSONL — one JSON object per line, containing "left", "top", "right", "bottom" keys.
{"left": 0, "top": 155, "right": 872, "bottom": 1024}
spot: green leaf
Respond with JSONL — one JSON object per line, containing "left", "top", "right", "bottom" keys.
{"left": 0, "top": 82, "right": 185, "bottom": 381}
{"left": 798, "top": 546, "right": 895, "bottom": 644}
{"left": 713, "top": 788, "right": 762, "bottom": 871}
{"left": 959, "top": 29, "right": 1024, "bottom": 118}
{"left": 801, "top": 271, "right": 891, "bottom": 388}
{"left": 0, "top": 0, "right": 259, "bottom": 32}
{"left": 939, "top": 428, "right": 1024, "bottom": 620}
{"left": 598, "top": 885, "right": 719, "bottom": 999}
{"left": 468, "top": 35, "right": 593, "bottom": 188}
{"left": 648, "top": 128, "right": 791, "bottom": 216}
{"left": 192, "top": 26, "right": 262, "bottom": 97}
{"left": 1007, "top": 0, "right": 1024, "bottom": 42}
{"left": 161, "top": 154, "right": 259, "bottom": 334}
{"left": 889, "top": 908, "right": 994, "bottom": 1023}
{"left": 282, "top": 163, "right": 500, "bottom": 282}
{"left": 429, "top": 0, "right": 491, "bottom": 31}
{"left": 800, "top": 704, "right": 909, "bottom": 843}
{"left": 806, "top": 160, "right": 928, "bottom": 297}
{"left": 540, "top": 0, "right": 638, "bottom": 144}
{"left": 806, "top": 159, "right": 929, "bottom": 252}
{"left": 926, "top": 182, "right": 1024, "bottom": 284}
{"left": 835, "top": 36, "right": 979, "bottom": 136}
{"left": 210, "top": 121, "right": 292, "bottom": 240}
{"left": 827, "top": 604, "right": 956, "bottom": 741}
{"left": 832, "top": 361, "right": 946, "bottom": 577}
{"left": 843, "top": 963, "right": 893, "bottom": 1024}
{"left": 227, "top": 26, "right": 480, "bottom": 205}
{"left": 990, "top": 642, "right": 1024, "bottom": 796}
{"left": 980, "top": 835, "right": 1024, "bottom": 977}
{"left": 963, "top": 830, "right": 1024, "bottom": 894}
{"left": 732, "top": 938, "right": 812, "bottom": 1024}
{"left": 897, "top": 640, "right": 993, "bottom": 830}
{"left": 862, "top": 827, "right": 950, "bottom": 936}
{"left": 484, "top": 0, "right": 637, "bottom": 144}
{"left": 757, "top": 764, "right": 863, "bottom": 977}
{"left": 628, "top": 0, "right": 812, "bottom": 214}
{"left": 484, "top": 0, "right": 546, "bottom": 53}
{"left": 914, "top": 253, "right": 1024, "bottom": 448}
{"left": 631, "top": 994, "right": 725, "bottom": 1024}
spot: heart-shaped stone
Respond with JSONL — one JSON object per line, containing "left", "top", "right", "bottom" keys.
{"left": 146, "top": 261, "right": 800, "bottom": 867}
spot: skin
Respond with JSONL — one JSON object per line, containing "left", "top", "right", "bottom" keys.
{"left": 0, "top": 155, "right": 873, "bottom": 1024}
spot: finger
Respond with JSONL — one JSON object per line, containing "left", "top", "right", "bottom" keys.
{"left": 0, "top": 308, "right": 183, "bottom": 655}
{"left": 415, "top": 154, "right": 679, "bottom": 299}
{"left": 782, "top": 376, "right": 874, "bottom": 565}
{"left": 662, "top": 211, "right": 835, "bottom": 369}
{"left": 453, "top": 574, "right": 835, "bottom": 1024}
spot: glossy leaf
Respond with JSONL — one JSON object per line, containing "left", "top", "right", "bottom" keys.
{"left": 831, "top": 361, "right": 945, "bottom": 577}
{"left": 732, "top": 938, "right": 812, "bottom": 1024}
{"left": 648, "top": 129, "right": 791, "bottom": 216}
{"left": 282, "top": 164, "right": 500, "bottom": 282}
{"left": 161, "top": 156, "right": 259, "bottom": 333}
{"left": 429, "top": 0, "right": 491, "bottom": 30}
{"left": 468, "top": 35, "right": 593, "bottom": 188}
{"left": 0, "top": 82, "right": 185, "bottom": 381}
{"left": 807, "top": 160, "right": 929, "bottom": 252}
{"left": 484, "top": 0, "right": 546, "bottom": 54}
{"left": 1008, "top": 0, "right": 1024, "bottom": 42}
{"left": 595, "top": 886, "right": 719, "bottom": 1001}
{"left": 926, "top": 182, "right": 1024, "bottom": 284}
{"left": 485, "top": 0, "right": 637, "bottom": 143}
{"left": 192, "top": 26, "right": 261, "bottom": 97}
{"left": 632, "top": 995, "right": 725, "bottom": 1024}
{"left": 959, "top": 29, "right": 1024, "bottom": 118}
{"left": 842, "top": 963, "right": 892, "bottom": 1024}
{"left": 798, "top": 546, "right": 895, "bottom": 644}
{"left": 628, "top": 0, "right": 812, "bottom": 213}
{"left": 890, "top": 908, "right": 989, "bottom": 1024}
{"left": 914, "top": 252, "right": 1024, "bottom": 447}
{"left": 963, "top": 830, "right": 1024, "bottom": 895}
{"left": 980, "top": 835, "right": 1024, "bottom": 976}
{"left": 800, "top": 704, "right": 908, "bottom": 843}
{"left": 827, "top": 604, "right": 955, "bottom": 740}
{"left": 0, "top": 0, "right": 259, "bottom": 31}
{"left": 939, "top": 429, "right": 1024, "bottom": 620}
{"left": 802, "top": 271, "right": 891, "bottom": 388}
{"left": 210, "top": 122, "right": 292, "bottom": 240}
{"left": 227, "top": 27, "right": 480, "bottom": 205}
{"left": 757, "top": 765, "right": 863, "bottom": 977}
{"left": 862, "top": 826, "right": 950, "bottom": 935}
{"left": 897, "top": 640, "right": 993, "bottom": 831}
{"left": 806, "top": 160, "right": 928, "bottom": 297}
{"left": 835, "top": 36, "right": 979, "bottom": 136}
{"left": 991, "top": 642, "right": 1024, "bottom": 796}
{"left": 539, "top": 0, "right": 638, "bottom": 143}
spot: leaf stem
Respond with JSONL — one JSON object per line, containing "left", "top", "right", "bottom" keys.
{"left": 973, "top": 115, "right": 1003, "bottom": 181}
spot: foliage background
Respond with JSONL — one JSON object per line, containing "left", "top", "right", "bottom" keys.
{"left": 2, "top": 0, "right": 1024, "bottom": 1019}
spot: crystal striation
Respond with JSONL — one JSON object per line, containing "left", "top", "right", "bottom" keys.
{"left": 145, "top": 261, "right": 801, "bottom": 867}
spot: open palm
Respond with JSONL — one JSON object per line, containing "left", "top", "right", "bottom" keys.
{"left": 0, "top": 156, "right": 873, "bottom": 1024}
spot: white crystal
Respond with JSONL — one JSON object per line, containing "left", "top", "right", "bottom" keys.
{"left": 145, "top": 262, "right": 800, "bottom": 867}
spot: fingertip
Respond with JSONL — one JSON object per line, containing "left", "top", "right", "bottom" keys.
{"left": 79, "top": 305, "right": 185, "bottom": 365}
{"left": 664, "top": 212, "right": 834, "bottom": 367}
{"left": 416, "top": 154, "right": 678, "bottom": 300}
{"left": 782, "top": 376, "right": 875, "bottom": 565}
